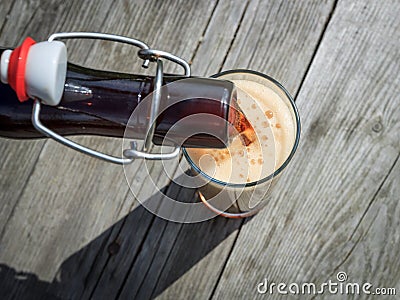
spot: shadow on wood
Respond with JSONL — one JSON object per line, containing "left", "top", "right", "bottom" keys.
{"left": 0, "top": 175, "right": 247, "bottom": 299}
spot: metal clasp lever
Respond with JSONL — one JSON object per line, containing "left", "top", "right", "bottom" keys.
{"left": 32, "top": 32, "right": 191, "bottom": 164}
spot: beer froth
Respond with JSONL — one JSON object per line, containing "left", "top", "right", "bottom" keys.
{"left": 186, "top": 79, "right": 296, "bottom": 184}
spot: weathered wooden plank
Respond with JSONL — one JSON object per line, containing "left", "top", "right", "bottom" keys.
{"left": 329, "top": 157, "right": 400, "bottom": 296}
{"left": 0, "top": 0, "right": 14, "bottom": 38}
{"left": 0, "top": 0, "right": 204, "bottom": 241}
{"left": 1, "top": 1, "right": 398, "bottom": 300}
{"left": 0, "top": 0, "right": 118, "bottom": 240}
{"left": 0, "top": 0, "right": 120, "bottom": 236}
{"left": 0, "top": 0, "right": 58, "bottom": 238}
{"left": 0, "top": 1, "right": 219, "bottom": 299}
{"left": 222, "top": 0, "right": 337, "bottom": 95}
{"left": 0, "top": 1, "right": 127, "bottom": 298}
{"left": 80, "top": 1, "right": 249, "bottom": 296}
{"left": 49, "top": 155, "right": 182, "bottom": 300}
{"left": 0, "top": 140, "right": 44, "bottom": 236}
{"left": 189, "top": 0, "right": 250, "bottom": 75}
{"left": 211, "top": 0, "right": 400, "bottom": 298}
{"left": 92, "top": 171, "right": 199, "bottom": 300}
{"left": 103, "top": 0, "right": 337, "bottom": 299}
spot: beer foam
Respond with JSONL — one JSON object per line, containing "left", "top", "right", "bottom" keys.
{"left": 186, "top": 79, "right": 296, "bottom": 184}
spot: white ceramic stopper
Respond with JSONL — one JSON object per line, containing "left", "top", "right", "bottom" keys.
{"left": 0, "top": 49, "right": 12, "bottom": 84}
{"left": 25, "top": 41, "right": 67, "bottom": 106}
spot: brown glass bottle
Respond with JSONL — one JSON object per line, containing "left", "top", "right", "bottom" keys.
{"left": 0, "top": 48, "right": 244, "bottom": 148}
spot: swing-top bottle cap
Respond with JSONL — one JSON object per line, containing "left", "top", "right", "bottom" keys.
{"left": 0, "top": 37, "right": 67, "bottom": 106}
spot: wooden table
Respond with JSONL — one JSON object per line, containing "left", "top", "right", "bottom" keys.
{"left": 0, "top": 0, "right": 399, "bottom": 299}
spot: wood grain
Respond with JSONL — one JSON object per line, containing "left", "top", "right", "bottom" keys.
{"left": 72, "top": 0, "right": 249, "bottom": 296}
{"left": 0, "top": 0, "right": 14, "bottom": 38}
{"left": 0, "top": 0, "right": 119, "bottom": 241}
{"left": 332, "top": 157, "right": 400, "bottom": 295}
{"left": 56, "top": 0, "right": 338, "bottom": 298}
{"left": 0, "top": 0, "right": 398, "bottom": 299}
{"left": 222, "top": 0, "right": 337, "bottom": 95}
{"left": 0, "top": 0, "right": 218, "bottom": 299}
{"left": 212, "top": 0, "right": 400, "bottom": 298}
{"left": 114, "top": 0, "right": 338, "bottom": 299}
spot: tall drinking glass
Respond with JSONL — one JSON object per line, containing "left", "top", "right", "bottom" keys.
{"left": 183, "top": 70, "right": 301, "bottom": 218}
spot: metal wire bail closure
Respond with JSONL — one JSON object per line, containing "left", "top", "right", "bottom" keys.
{"left": 124, "top": 49, "right": 191, "bottom": 160}
{"left": 32, "top": 99, "right": 133, "bottom": 164}
{"left": 31, "top": 32, "right": 191, "bottom": 164}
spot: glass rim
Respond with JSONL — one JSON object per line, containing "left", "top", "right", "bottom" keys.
{"left": 182, "top": 69, "right": 301, "bottom": 188}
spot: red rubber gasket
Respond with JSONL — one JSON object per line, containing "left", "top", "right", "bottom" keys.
{"left": 7, "top": 37, "right": 36, "bottom": 102}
